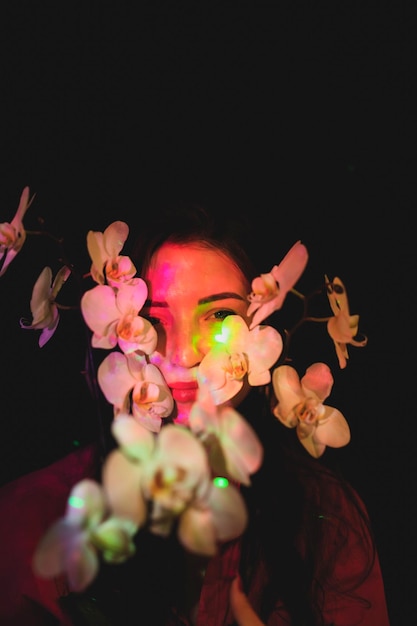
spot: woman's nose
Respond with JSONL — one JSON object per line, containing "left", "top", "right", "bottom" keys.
{"left": 169, "top": 324, "right": 202, "bottom": 368}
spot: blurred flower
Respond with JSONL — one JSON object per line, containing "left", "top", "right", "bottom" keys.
{"left": 247, "top": 240, "right": 308, "bottom": 328}
{"left": 20, "top": 265, "right": 71, "bottom": 347}
{"left": 98, "top": 351, "right": 174, "bottom": 432}
{"left": 272, "top": 363, "right": 350, "bottom": 458}
{"left": 103, "top": 417, "right": 247, "bottom": 555}
{"left": 87, "top": 220, "right": 136, "bottom": 287}
{"left": 326, "top": 276, "right": 368, "bottom": 369}
{"left": 0, "top": 186, "right": 34, "bottom": 277}
{"left": 198, "top": 315, "right": 283, "bottom": 404}
{"left": 33, "top": 479, "right": 138, "bottom": 592}
{"left": 81, "top": 281, "right": 157, "bottom": 354}
{"left": 189, "top": 385, "right": 263, "bottom": 486}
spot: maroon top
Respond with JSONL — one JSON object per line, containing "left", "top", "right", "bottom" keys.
{"left": 0, "top": 445, "right": 390, "bottom": 625}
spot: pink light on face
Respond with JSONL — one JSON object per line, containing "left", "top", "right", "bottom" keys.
{"left": 143, "top": 242, "right": 251, "bottom": 424}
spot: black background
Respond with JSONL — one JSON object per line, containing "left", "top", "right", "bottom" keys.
{"left": 0, "top": 3, "right": 416, "bottom": 624}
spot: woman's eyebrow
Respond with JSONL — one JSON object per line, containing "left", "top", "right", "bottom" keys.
{"left": 144, "top": 292, "right": 245, "bottom": 308}
{"left": 198, "top": 292, "right": 246, "bottom": 305}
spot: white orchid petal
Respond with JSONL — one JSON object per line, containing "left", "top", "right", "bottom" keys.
{"left": 111, "top": 415, "right": 155, "bottom": 458}
{"left": 102, "top": 449, "right": 147, "bottom": 526}
{"left": 103, "top": 221, "right": 129, "bottom": 258}
{"left": 33, "top": 520, "right": 77, "bottom": 579}
{"left": 177, "top": 507, "right": 217, "bottom": 556}
{"left": 207, "top": 481, "right": 248, "bottom": 541}
{"left": 272, "top": 365, "right": 304, "bottom": 418}
{"left": 81, "top": 285, "right": 120, "bottom": 335}
{"left": 301, "top": 362, "right": 333, "bottom": 402}
{"left": 98, "top": 352, "right": 134, "bottom": 409}
{"left": 66, "top": 536, "right": 99, "bottom": 592}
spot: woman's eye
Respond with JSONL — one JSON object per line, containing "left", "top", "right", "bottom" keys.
{"left": 212, "top": 309, "right": 235, "bottom": 321}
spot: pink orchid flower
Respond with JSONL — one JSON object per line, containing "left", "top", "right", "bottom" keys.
{"left": 189, "top": 385, "right": 263, "bottom": 486}
{"left": 98, "top": 352, "right": 174, "bottom": 432}
{"left": 80, "top": 281, "right": 157, "bottom": 354}
{"left": 247, "top": 240, "right": 308, "bottom": 328}
{"left": 0, "top": 186, "right": 34, "bottom": 277}
{"left": 326, "top": 275, "right": 368, "bottom": 369}
{"left": 198, "top": 315, "right": 283, "bottom": 405}
{"left": 103, "top": 418, "right": 247, "bottom": 556}
{"left": 33, "top": 479, "right": 138, "bottom": 592}
{"left": 272, "top": 363, "right": 350, "bottom": 458}
{"left": 87, "top": 220, "right": 137, "bottom": 286}
{"left": 20, "top": 265, "right": 71, "bottom": 347}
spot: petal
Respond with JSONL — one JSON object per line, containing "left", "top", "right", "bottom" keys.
{"left": 272, "top": 365, "right": 304, "bottom": 419}
{"left": 314, "top": 407, "right": 351, "bottom": 448}
{"left": 301, "top": 363, "right": 333, "bottom": 402}
{"left": 103, "top": 221, "right": 129, "bottom": 258}
{"left": 65, "top": 479, "right": 107, "bottom": 526}
{"left": 30, "top": 267, "right": 53, "bottom": 320}
{"left": 87, "top": 231, "right": 106, "bottom": 284}
{"left": 102, "top": 449, "right": 147, "bottom": 526}
{"left": 66, "top": 535, "right": 99, "bottom": 592}
{"left": 111, "top": 414, "right": 155, "bottom": 459}
{"left": 97, "top": 352, "right": 134, "bottom": 410}
{"left": 157, "top": 425, "right": 208, "bottom": 477}
{"left": 271, "top": 241, "right": 308, "bottom": 298}
{"left": 207, "top": 481, "right": 248, "bottom": 541}
{"left": 12, "top": 186, "right": 31, "bottom": 226}
{"left": 326, "top": 276, "right": 349, "bottom": 316}
{"left": 33, "top": 519, "right": 78, "bottom": 579}
{"left": 247, "top": 325, "right": 283, "bottom": 385}
{"left": 249, "top": 241, "right": 308, "bottom": 327}
{"left": 81, "top": 285, "right": 120, "bottom": 335}
{"left": 38, "top": 310, "right": 60, "bottom": 347}
{"left": 177, "top": 507, "right": 218, "bottom": 556}
{"left": 118, "top": 316, "right": 157, "bottom": 355}
{"left": 50, "top": 265, "right": 71, "bottom": 299}
{"left": 132, "top": 412, "right": 162, "bottom": 433}
{"left": 218, "top": 407, "right": 263, "bottom": 485}
{"left": 115, "top": 280, "right": 148, "bottom": 317}
{"left": 296, "top": 423, "right": 326, "bottom": 458}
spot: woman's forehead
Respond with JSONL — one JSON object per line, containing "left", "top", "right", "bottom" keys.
{"left": 145, "top": 242, "right": 249, "bottom": 297}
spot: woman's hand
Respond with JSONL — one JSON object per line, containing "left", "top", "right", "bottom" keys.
{"left": 230, "top": 576, "right": 265, "bottom": 626}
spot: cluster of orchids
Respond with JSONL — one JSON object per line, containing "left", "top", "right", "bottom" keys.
{"left": 0, "top": 187, "right": 368, "bottom": 593}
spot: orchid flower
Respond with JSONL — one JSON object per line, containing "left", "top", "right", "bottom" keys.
{"left": 33, "top": 479, "right": 138, "bottom": 592}
{"left": 247, "top": 240, "right": 308, "bottom": 328}
{"left": 98, "top": 351, "right": 174, "bottom": 432}
{"left": 0, "top": 186, "right": 34, "bottom": 277}
{"left": 80, "top": 281, "right": 157, "bottom": 354}
{"left": 326, "top": 275, "right": 368, "bottom": 369}
{"left": 20, "top": 265, "right": 71, "bottom": 347}
{"left": 189, "top": 385, "right": 263, "bottom": 486}
{"left": 272, "top": 363, "right": 350, "bottom": 458}
{"left": 87, "top": 220, "right": 137, "bottom": 287}
{"left": 103, "top": 417, "right": 247, "bottom": 555}
{"left": 198, "top": 315, "right": 283, "bottom": 405}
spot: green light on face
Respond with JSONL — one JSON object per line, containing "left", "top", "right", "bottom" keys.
{"left": 214, "top": 325, "right": 231, "bottom": 344}
{"left": 68, "top": 495, "right": 84, "bottom": 509}
{"left": 213, "top": 477, "right": 229, "bottom": 488}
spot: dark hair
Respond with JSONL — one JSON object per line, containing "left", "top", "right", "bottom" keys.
{"left": 129, "top": 203, "right": 377, "bottom": 625}
{"left": 132, "top": 202, "right": 259, "bottom": 285}
{"left": 74, "top": 203, "right": 376, "bottom": 626}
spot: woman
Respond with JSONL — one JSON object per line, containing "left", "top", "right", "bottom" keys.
{"left": 0, "top": 203, "right": 390, "bottom": 625}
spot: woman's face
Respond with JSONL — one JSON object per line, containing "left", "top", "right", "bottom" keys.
{"left": 143, "top": 242, "right": 251, "bottom": 425}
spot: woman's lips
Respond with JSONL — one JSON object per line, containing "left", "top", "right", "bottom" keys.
{"left": 170, "top": 382, "right": 198, "bottom": 404}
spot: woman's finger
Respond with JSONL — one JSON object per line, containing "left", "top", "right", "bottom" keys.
{"left": 229, "top": 576, "right": 265, "bottom": 626}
